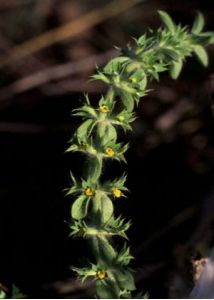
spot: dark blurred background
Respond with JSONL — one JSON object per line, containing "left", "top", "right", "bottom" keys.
{"left": 0, "top": 0, "right": 213, "bottom": 298}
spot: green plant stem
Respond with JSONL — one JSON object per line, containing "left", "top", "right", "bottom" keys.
{"left": 67, "top": 11, "right": 214, "bottom": 299}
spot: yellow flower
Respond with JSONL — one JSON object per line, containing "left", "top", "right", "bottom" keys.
{"left": 97, "top": 270, "right": 106, "bottom": 280}
{"left": 112, "top": 188, "right": 122, "bottom": 198}
{"left": 84, "top": 187, "right": 94, "bottom": 197}
{"left": 99, "top": 105, "right": 109, "bottom": 113}
{"left": 105, "top": 147, "right": 114, "bottom": 157}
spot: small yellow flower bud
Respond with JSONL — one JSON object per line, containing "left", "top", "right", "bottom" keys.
{"left": 105, "top": 147, "right": 114, "bottom": 157}
{"left": 97, "top": 270, "right": 106, "bottom": 280}
{"left": 99, "top": 105, "right": 109, "bottom": 113}
{"left": 112, "top": 188, "right": 122, "bottom": 198}
{"left": 131, "top": 77, "right": 137, "bottom": 83}
{"left": 84, "top": 187, "right": 94, "bottom": 197}
{"left": 117, "top": 115, "right": 125, "bottom": 122}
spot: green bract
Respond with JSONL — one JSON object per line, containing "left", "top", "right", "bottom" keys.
{"left": 67, "top": 11, "right": 214, "bottom": 298}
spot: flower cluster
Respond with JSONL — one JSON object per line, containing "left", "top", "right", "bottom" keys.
{"left": 67, "top": 11, "right": 213, "bottom": 298}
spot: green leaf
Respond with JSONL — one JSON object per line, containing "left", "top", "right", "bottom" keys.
{"left": 160, "top": 48, "right": 179, "bottom": 62}
{"left": 105, "top": 124, "right": 117, "bottom": 143}
{"left": 92, "top": 192, "right": 114, "bottom": 223}
{"left": 116, "top": 244, "right": 134, "bottom": 265}
{"left": 120, "top": 90, "right": 134, "bottom": 111}
{"left": 99, "top": 237, "right": 116, "bottom": 262}
{"left": 73, "top": 106, "right": 97, "bottom": 119}
{"left": 66, "top": 143, "right": 78, "bottom": 153}
{"left": 97, "top": 122, "right": 106, "bottom": 139}
{"left": 92, "top": 236, "right": 117, "bottom": 263}
{"left": 142, "top": 292, "right": 150, "bottom": 299}
{"left": 104, "top": 56, "right": 129, "bottom": 73}
{"left": 193, "top": 45, "right": 208, "bottom": 66}
{"left": 97, "top": 123, "right": 117, "bottom": 143}
{"left": 96, "top": 278, "right": 120, "bottom": 299}
{"left": 158, "top": 10, "right": 175, "bottom": 32}
{"left": 100, "top": 193, "right": 114, "bottom": 223}
{"left": 92, "top": 72, "right": 110, "bottom": 84}
{"left": 113, "top": 269, "right": 136, "bottom": 291}
{"left": 192, "top": 12, "right": 205, "bottom": 34}
{"left": 191, "top": 32, "right": 214, "bottom": 46}
{"left": 84, "top": 156, "right": 102, "bottom": 183}
{"left": 71, "top": 195, "right": 90, "bottom": 219}
{"left": 77, "top": 119, "right": 95, "bottom": 140}
{"left": 0, "top": 290, "right": 6, "bottom": 299}
{"left": 139, "top": 75, "right": 147, "bottom": 91}
{"left": 170, "top": 59, "right": 183, "bottom": 79}
{"left": 120, "top": 290, "right": 132, "bottom": 298}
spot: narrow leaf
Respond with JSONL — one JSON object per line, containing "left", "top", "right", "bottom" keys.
{"left": 192, "top": 12, "right": 205, "bottom": 34}
{"left": 113, "top": 269, "right": 136, "bottom": 291}
{"left": 158, "top": 10, "right": 175, "bottom": 32}
{"left": 92, "top": 72, "right": 110, "bottom": 84}
{"left": 66, "top": 144, "right": 78, "bottom": 153}
{"left": 194, "top": 45, "right": 208, "bottom": 66}
{"left": 160, "top": 48, "right": 179, "bottom": 62}
{"left": 73, "top": 106, "right": 97, "bottom": 119}
{"left": 191, "top": 33, "right": 214, "bottom": 46}
{"left": 170, "top": 59, "right": 183, "bottom": 79}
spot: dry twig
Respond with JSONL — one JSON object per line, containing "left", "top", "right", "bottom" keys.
{"left": 0, "top": 49, "right": 116, "bottom": 102}
{"left": 0, "top": 0, "right": 144, "bottom": 68}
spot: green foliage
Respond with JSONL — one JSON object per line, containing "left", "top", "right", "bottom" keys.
{"left": 0, "top": 286, "right": 24, "bottom": 299}
{"left": 69, "top": 216, "right": 131, "bottom": 239}
{"left": 0, "top": 290, "right": 6, "bottom": 299}
{"left": 67, "top": 11, "right": 213, "bottom": 298}
{"left": 191, "top": 12, "right": 205, "bottom": 34}
{"left": 71, "top": 195, "right": 90, "bottom": 219}
{"left": 116, "top": 244, "right": 134, "bottom": 266}
{"left": 91, "top": 191, "right": 114, "bottom": 224}
{"left": 158, "top": 10, "right": 175, "bottom": 32}
{"left": 96, "top": 278, "right": 120, "bottom": 299}
{"left": 193, "top": 45, "right": 208, "bottom": 66}
{"left": 11, "top": 286, "right": 23, "bottom": 299}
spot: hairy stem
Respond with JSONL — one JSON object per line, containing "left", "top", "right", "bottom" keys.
{"left": 67, "top": 11, "right": 213, "bottom": 299}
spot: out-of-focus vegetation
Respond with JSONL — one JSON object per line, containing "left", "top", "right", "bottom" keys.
{"left": 0, "top": 0, "right": 213, "bottom": 298}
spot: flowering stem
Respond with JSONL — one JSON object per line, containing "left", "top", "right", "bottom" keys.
{"left": 67, "top": 11, "right": 213, "bottom": 298}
